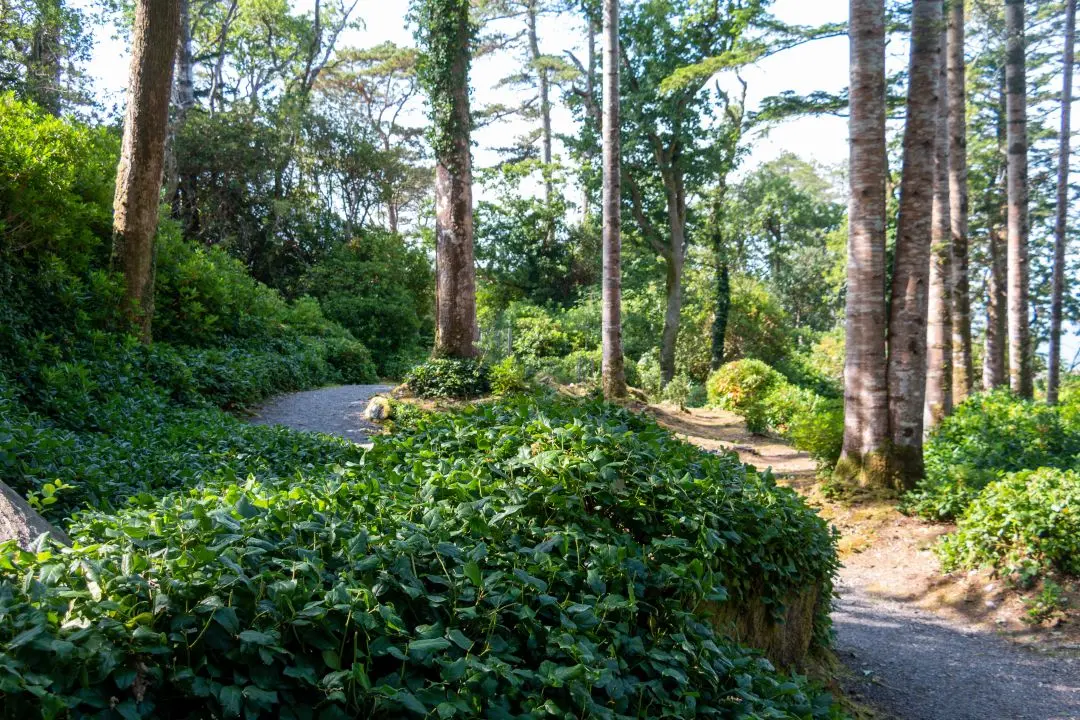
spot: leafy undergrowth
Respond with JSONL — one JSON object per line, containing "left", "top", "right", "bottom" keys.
{"left": 0, "top": 385, "right": 845, "bottom": 718}
{"left": 901, "top": 389, "right": 1080, "bottom": 522}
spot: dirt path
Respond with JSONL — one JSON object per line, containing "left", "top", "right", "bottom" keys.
{"left": 649, "top": 403, "right": 1080, "bottom": 720}
{"left": 249, "top": 384, "right": 393, "bottom": 444}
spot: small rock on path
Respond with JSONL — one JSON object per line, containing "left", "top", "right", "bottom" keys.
{"left": 249, "top": 384, "right": 393, "bottom": 444}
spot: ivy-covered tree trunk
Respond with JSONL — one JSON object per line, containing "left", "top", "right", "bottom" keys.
{"left": 1048, "top": 0, "right": 1076, "bottom": 405}
{"left": 711, "top": 262, "right": 730, "bottom": 371}
{"left": 1004, "top": 0, "right": 1032, "bottom": 397}
{"left": 838, "top": 0, "right": 890, "bottom": 483}
{"left": 600, "top": 0, "right": 626, "bottom": 399}
{"left": 0, "top": 481, "right": 69, "bottom": 550}
{"left": 925, "top": 23, "right": 953, "bottom": 431}
{"left": 416, "top": 0, "right": 479, "bottom": 358}
{"left": 884, "top": 0, "right": 941, "bottom": 486}
{"left": 112, "top": 0, "right": 182, "bottom": 344}
{"left": 947, "top": 0, "right": 972, "bottom": 404}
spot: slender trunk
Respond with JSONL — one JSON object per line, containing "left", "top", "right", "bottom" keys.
{"left": 430, "top": 0, "right": 478, "bottom": 358}
{"left": 926, "top": 23, "right": 953, "bottom": 430}
{"left": 947, "top": 0, "right": 972, "bottom": 403}
{"left": 884, "top": 0, "right": 942, "bottom": 486}
{"left": 164, "top": 0, "right": 194, "bottom": 205}
{"left": 1004, "top": 0, "right": 1032, "bottom": 397}
{"left": 112, "top": 0, "right": 182, "bottom": 344}
{"left": 711, "top": 262, "right": 730, "bottom": 370}
{"left": 582, "top": 19, "right": 597, "bottom": 219}
{"left": 525, "top": 0, "right": 553, "bottom": 202}
{"left": 659, "top": 178, "right": 685, "bottom": 385}
{"left": 984, "top": 223, "right": 1008, "bottom": 389}
{"left": 1048, "top": 0, "right": 1076, "bottom": 405}
{"left": 600, "top": 0, "right": 625, "bottom": 398}
{"left": 839, "top": 0, "right": 889, "bottom": 482}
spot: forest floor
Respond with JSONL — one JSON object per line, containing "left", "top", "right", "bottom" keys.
{"left": 647, "top": 402, "right": 1080, "bottom": 720}
{"left": 248, "top": 387, "right": 1080, "bottom": 720}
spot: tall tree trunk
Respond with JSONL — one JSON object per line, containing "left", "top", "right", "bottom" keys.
{"left": 925, "top": 23, "right": 953, "bottom": 430}
{"left": 600, "top": 0, "right": 625, "bottom": 398}
{"left": 0, "top": 481, "right": 69, "bottom": 550}
{"left": 164, "top": 0, "right": 195, "bottom": 206}
{"left": 839, "top": 0, "right": 889, "bottom": 483}
{"left": 425, "top": 0, "right": 479, "bottom": 358}
{"left": 947, "top": 0, "right": 972, "bottom": 404}
{"left": 885, "top": 0, "right": 942, "bottom": 487}
{"left": 112, "top": 0, "right": 182, "bottom": 344}
{"left": 711, "top": 261, "right": 730, "bottom": 371}
{"left": 1004, "top": 0, "right": 1032, "bottom": 397}
{"left": 983, "top": 223, "right": 1008, "bottom": 389}
{"left": 525, "top": 0, "right": 553, "bottom": 201}
{"left": 1048, "top": 0, "right": 1076, "bottom": 405}
{"left": 659, "top": 180, "right": 685, "bottom": 385}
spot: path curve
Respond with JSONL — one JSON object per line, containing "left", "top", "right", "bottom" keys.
{"left": 648, "top": 404, "right": 1080, "bottom": 720}
{"left": 249, "top": 384, "right": 393, "bottom": 444}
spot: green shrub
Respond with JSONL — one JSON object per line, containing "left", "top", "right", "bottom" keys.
{"left": 0, "top": 396, "right": 841, "bottom": 719}
{"left": 903, "top": 390, "right": 1080, "bottom": 520}
{"left": 322, "top": 337, "right": 378, "bottom": 383}
{"left": 724, "top": 276, "right": 793, "bottom": 367}
{"left": 707, "top": 360, "right": 784, "bottom": 434}
{"left": 489, "top": 355, "right": 530, "bottom": 395}
{"left": 635, "top": 350, "right": 663, "bottom": 398}
{"left": 937, "top": 467, "right": 1080, "bottom": 577}
{"left": 301, "top": 234, "right": 433, "bottom": 376}
{"left": 661, "top": 373, "right": 695, "bottom": 409}
{"left": 405, "top": 358, "right": 490, "bottom": 399}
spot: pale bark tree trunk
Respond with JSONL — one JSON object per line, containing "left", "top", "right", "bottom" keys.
{"left": 113, "top": 0, "right": 182, "bottom": 344}
{"left": 984, "top": 223, "right": 1009, "bottom": 389}
{"left": 600, "top": 0, "right": 626, "bottom": 398}
{"left": 659, "top": 180, "right": 685, "bottom": 385}
{"left": 0, "top": 482, "right": 69, "bottom": 550}
{"left": 526, "top": 0, "right": 553, "bottom": 202}
{"left": 947, "top": 0, "right": 972, "bottom": 404}
{"left": 1048, "top": 0, "right": 1076, "bottom": 405}
{"left": 431, "top": 0, "right": 479, "bottom": 358}
{"left": 839, "top": 0, "right": 890, "bottom": 482}
{"left": 164, "top": 0, "right": 195, "bottom": 205}
{"left": 884, "top": 0, "right": 942, "bottom": 486}
{"left": 1004, "top": 0, "right": 1032, "bottom": 397}
{"left": 925, "top": 23, "right": 953, "bottom": 430}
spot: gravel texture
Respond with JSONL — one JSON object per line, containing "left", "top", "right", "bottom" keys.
{"left": 835, "top": 579, "right": 1080, "bottom": 720}
{"left": 248, "top": 384, "right": 393, "bottom": 444}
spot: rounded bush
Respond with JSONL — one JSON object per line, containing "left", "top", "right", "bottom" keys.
{"left": 938, "top": 467, "right": 1080, "bottom": 576}
{"left": 903, "top": 390, "right": 1080, "bottom": 520}
{"left": 405, "top": 358, "right": 490, "bottom": 399}
{"left": 707, "top": 360, "right": 784, "bottom": 433}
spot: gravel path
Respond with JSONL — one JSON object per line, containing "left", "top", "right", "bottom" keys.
{"left": 835, "top": 579, "right": 1080, "bottom": 720}
{"left": 249, "top": 384, "right": 393, "bottom": 444}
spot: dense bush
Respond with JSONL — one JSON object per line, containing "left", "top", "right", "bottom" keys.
{"left": 902, "top": 390, "right": 1080, "bottom": 520}
{"left": 301, "top": 233, "right": 433, "bottom": 378}
{"left": 489, "top": 355, "right": 531, "bottom": 395}
{"left": 0, "top": 395, "right": 841, "bottom": 718}
{"left": 707, "top": 360, "right": 784, "bottom": 433}
{"left": 937, "top": 468, "right": 1080, "bottom": 577}
{"left": 723, "top": 276, "right": 792, "bottom": 367}
{"left": 405, "top": 358, "right": 491, "bottom": 399}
